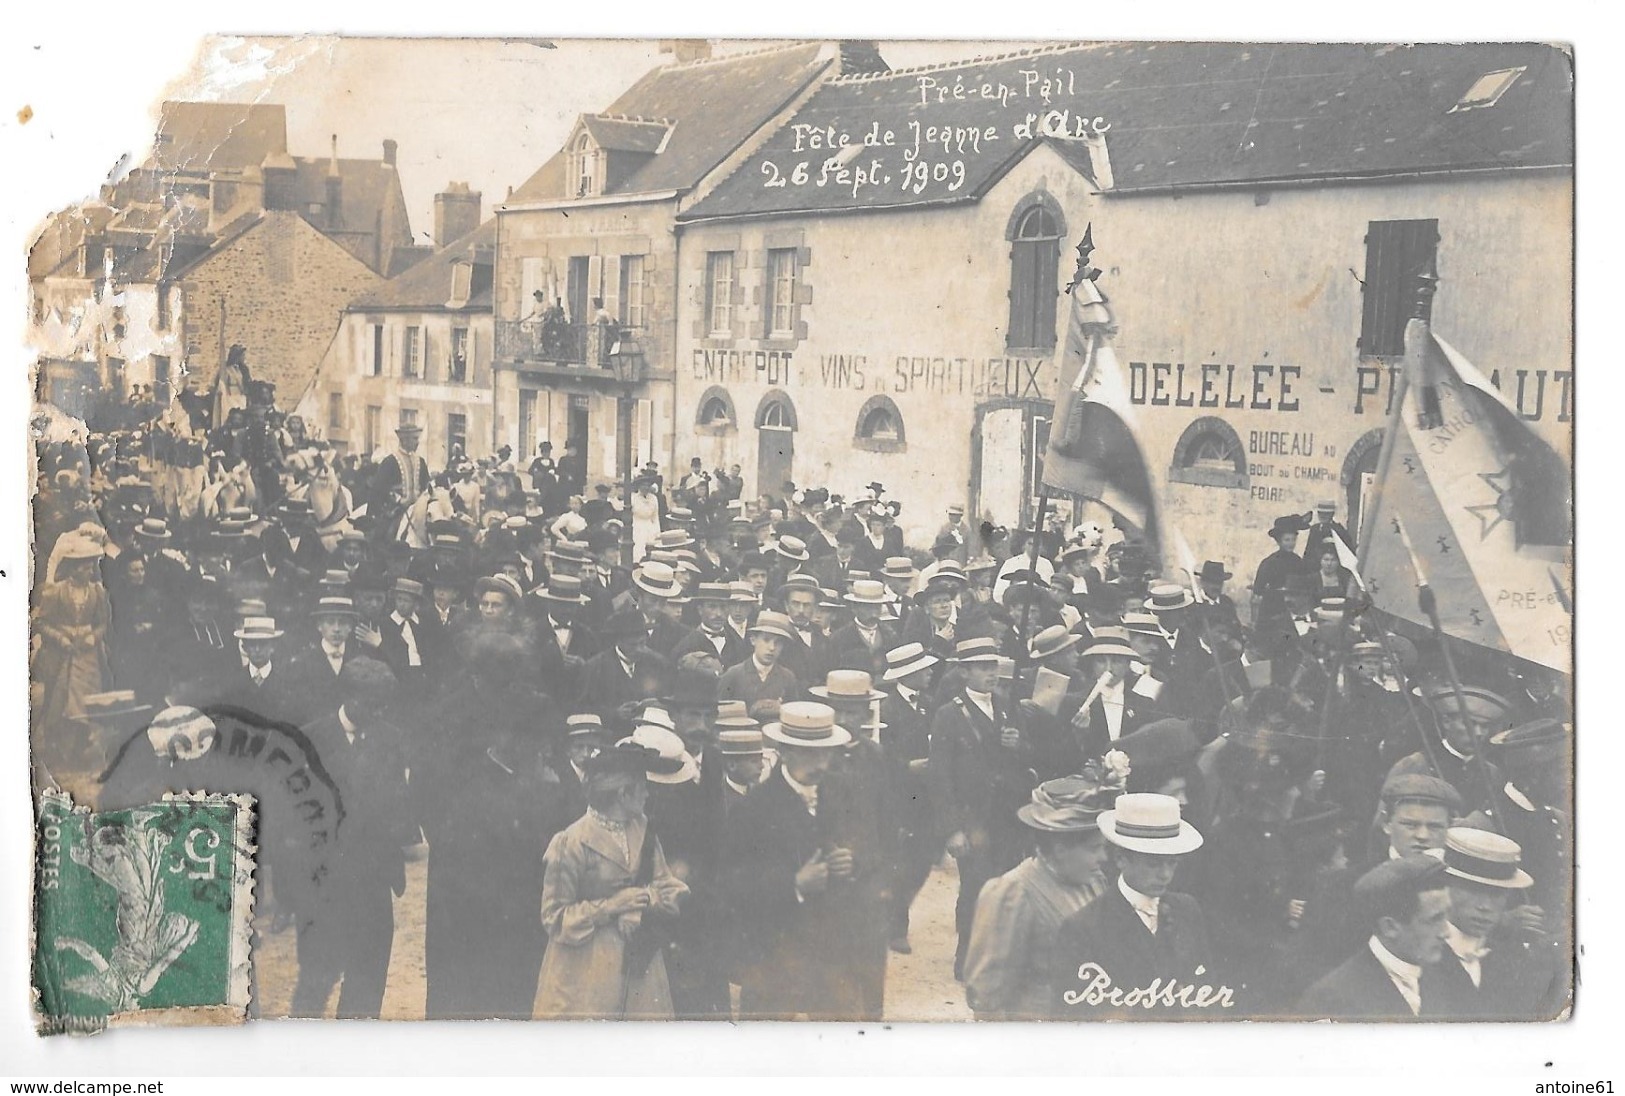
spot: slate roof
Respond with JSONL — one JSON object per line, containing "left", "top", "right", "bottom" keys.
{"left": 148, "top": 101, "right": 289, "bottom": 175}
{"left": 681, "top": 41, "right": 1573, "bottom": 221}
{"left": 510, "top": 43, "right": 832, "bottom": 202}
{"left": 285, "top": 156, "right": 415, "bottom": 258}
{"left": 581, "top": 115, "right": 671, "bottom": 154}
{"left": 348, "top": 220, "right": 497, "bottom": 311}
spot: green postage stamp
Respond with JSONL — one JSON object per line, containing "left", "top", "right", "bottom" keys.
{"left": 32, "top": 789, "right": 256, "bottom": 1034}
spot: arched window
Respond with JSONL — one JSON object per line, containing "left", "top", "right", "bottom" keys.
{"left": 1341, "top": 428, "right": 1386, "bottom": 540}
{"left": 853, "top": 395, "right": 906, "bottom": 453}
{"left": 1006, "top": 198, "right": 1063, "bottom": 351}
{"left": 694, "top": 385, "right": 737, "bottom": 436}
{"left": 1169, "top": 417, "right": 1248, "bottom": 489}
{"left": 569, "top": 132, "right": 599, "bottom": 198}
{"left": 759, "top": 399, "right": 793, "bottom": 429}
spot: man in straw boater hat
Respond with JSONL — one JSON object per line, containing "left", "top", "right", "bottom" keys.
{"left": 775, "top": 572, "right": 831, "bottom": 684}
{"left": 286, "top": 595, "right": 381, "bottom": 723}
{"left": 723, "top": 701, "right": 881, "bottom": 1021}
{"left": 531, "top": 573, "right": 600, "bottom": 684}
{"left": 1067, "top": 627, "right": 1159, "bottom": 763}
{"left": 1296, "top": 853, "right": 1452, "bottom": 1020}
{"left": 716, "top": 610, "right": 802, "bottom": 723}
{"left": 1426, "top": 826, "right": 1566, "bottom": 1020}
{"left": 220, "top": 614, "right": 301, "bottom": 724}
{"left": 929, "top": 636, "right": 1037, "bottom": 981}
{"left": 629, "top": 560, "right": 689, "bottom": 659}
{"left": 1050, "top": 791, "right": 1217, "bottom": 1019}
{"left": 878, "top": 641, "right": 942, "bottom": 951}
{"left": 375, "top": 576, "right": 442, "bottom": 695}
{"left": 826, "top": 578, "right": 898, "bottom": 680}
{"left": 965, "top": 761, "right": 1125, "bottom": 1020}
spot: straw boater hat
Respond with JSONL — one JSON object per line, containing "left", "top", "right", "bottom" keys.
{"left": 1028, "top": 624, "right": 1082, "bottom": 661}
{"left": 146, "top": 705, "right": 218, "bottom": 762}
{"left": 810, "top": 668, "right": 886, "bottom": 704}
{"left": 966, "top": 555, "right": 998, "bottom": 574}
{"left": 763, "top": 701, "right": 851, "bottom": 750}
{"left": 775, "top": 536, "right": 811, "bottom": 563}
{"left": 1080, "top": 628, "right": 1139, "bottom": 660}
{"left": 538, "top": 574, "right": 589, "bottom": 605}
{"left": 234, "top": 616, "right": 283, "bottom": 641}
{"left": 690, "top": 581, "right": 733, "bottom": 602}
{"left": 393, "top": 577, "right": 424, "bottom": 601}
{"left": 1442, "top": 827, "right": 1534, "bottom": 889}
{"left": 729, "top": 581, "right": 759, "bottom": 603}
{"left": 843, "top": 578, "right": 890, "bottom": 606}
{"left": 134, "top": 518, "right": 172, "bottom": 542}
{"left": 566, "top": 713, "right": 606, "bottom": 741}
{"left": 777, "top": 572, "right": 822, "bottom": 601}
{"left": 882, "top": 556, "right": 917, "bottom": 580}
{"left": 626, "top": 724, "right": 699, "bottom": 784}
{"left": 80, "top": 690, "right": 154, "bottom": 729}
{"left": 747, "top": 611, "right": 798, "bottom": 642}
{"left": 1098, "top": 792, "right": 1205, "bottom": 855}
{"left": 950, "top": 637, "right": 1002, "bottom": 664}
{"left": 653, "top": 528, "right": 696, "bottom": 551}
{"left": 313, "top": 595, "right": 360, "bottom": 619}
{"left": 1147, "top": 582, "right": 1195, "bottom": 612}
{"left": 882, "top": 642, "right": 939, "bottom": 682}
{"left": 632, "top": 561, "right": 684, "bottom": 598}
{"left": 718, "top": 721, "right": 766, "bottom": 756}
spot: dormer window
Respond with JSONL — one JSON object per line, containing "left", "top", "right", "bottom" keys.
{"left": 569, "top": 132, "right": 601, "bottom": 198}
{"left": 1450, "top": 67, "right": 1526, "bottom": 113}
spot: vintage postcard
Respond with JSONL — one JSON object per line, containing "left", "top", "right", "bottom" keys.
{"left": 25, "top": 36, "right": 1573, "bottom": 1025}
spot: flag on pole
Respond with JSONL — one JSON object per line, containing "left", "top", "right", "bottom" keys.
{"left": 1041, "top": 231, "right": 1161, "bottom": 555}
{"left": 1330, "top": 530, "right": 1366, "bottom": 592}
{"left": 1360, "top": 316, "right": 1572, "bottom": 673}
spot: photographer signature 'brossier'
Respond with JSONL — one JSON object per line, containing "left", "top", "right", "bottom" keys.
{"left": 1052, "top": 792, "right": 1233, "bottom": 1017}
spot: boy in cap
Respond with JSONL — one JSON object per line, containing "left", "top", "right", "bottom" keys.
{"left": 715, "top": 611, "right": 802, "bottom": 722}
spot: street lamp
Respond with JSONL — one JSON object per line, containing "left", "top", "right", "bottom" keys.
{"left": 607, "top": 340, "right": 641, "bottom": 570}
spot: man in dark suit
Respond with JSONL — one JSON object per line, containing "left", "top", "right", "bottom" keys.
{"left": 290, "top": 660, "right": 413, "bottom": 1018}
{"left": 929, "top": 637, "right": 1037, "bottom": 980}
{"left": 286, "top": 596, "right": 385, "bottom": 723}
{"left": 810, "top": 522, "right": 860, "bottom": 591}
{"left": 1297, "top": 854, "right": 1452, "bottom": 1020}
{"left": 671, "top": 583, "right": 748, "bottom": 667}
{"left": 878, "top": 642, "right": 941, "bottom": 953}
{"left": 528, "top": 574, "right": 598, "bottom": 695}
{"left": 219, "top": 615, "right": 302, "bottom": 724}
{"left": 1050, "top": 791, "right": 1216, "bottom": 1019}
{"left": 575, "top": 610, "right": 652, "bottom": 720}
{"left": 724, "top": 702, "right": 873, "bottom": 1020}
{"left": 826, "top": 579, "right": 898, "bottom": 681}
{"left": 1426, "top": 827, "right": 1567, "bottom": 1020}
{"left": 376, "top": 577, "right": 444, "bottom": 696}
{"left": 716, "top": 611, "right": 802, "bottom": 723}
{"left": 632, "top": 561, "right": 690, "bottom": 659}
{"left": 1066, "top": 628, "right": 1159, "bottom": 761}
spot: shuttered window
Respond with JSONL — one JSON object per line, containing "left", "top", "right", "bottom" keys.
{"left": 1008, "top": 206, "right": 1061, "bottom": 350}
{"left": 1360, "top": 219, "right": 1440, "bottom": 357}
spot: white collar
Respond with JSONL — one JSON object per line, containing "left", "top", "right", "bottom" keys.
{"left": 1445, "top": 920, "right": 1490, "bottom": 962}
{"left": 752, "top": 655, "right": 776, "bottom": 678}
{"left": 1441, "top": 737, "right": 1473, "bottom": 763}
{"left": 1118, "top": 874, "right": 1161, "bottom": 917}
{"left": 782, "top": 767, "right": 818, "bottom": 811}
{"left": 391, "top": 609, "right": 416, "bottom": 626}
{"left": 1368, "top": 936, "right": 1423, "bottom": 1005}
{"left": 338, "top": 707, "right": 359, "bottom": 735}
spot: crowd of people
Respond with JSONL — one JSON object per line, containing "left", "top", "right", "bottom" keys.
{"left": 30, "top": 404, "right": 1572, "bottom": 1022}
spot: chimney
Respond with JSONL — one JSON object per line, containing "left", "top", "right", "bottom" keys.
{"left": 326, "top": 135, "right": 344, "bottom": 230}
{"left": 434, "top": 182, "right": 482, "bottom": 247}
{"left": 837, "top": 40, "right": 890, "bottom": 75}
{"left": 660, "top": 39, "right": 712, "bottom": 64}
{"left": 1085, "top": 129, "right": 1115, "bottom": 191}
{"left": 382, "top": 138, "right": 398, "bottom": 166}
{"left": 261, "top": 151, "right": 299, "bottom": 211}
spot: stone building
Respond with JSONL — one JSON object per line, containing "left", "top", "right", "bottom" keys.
{"left": 672, "top": 42, "right": 1573, "bottom": 562}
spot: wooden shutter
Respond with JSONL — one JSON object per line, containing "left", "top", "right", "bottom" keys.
{"left": 1360, "top": 219, "right": 1439, "bottom": 357}
{"left": 1008, "top": 241, "right": 1037, "bottom": 348}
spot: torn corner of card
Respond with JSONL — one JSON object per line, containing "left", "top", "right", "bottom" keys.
{"left": 31, "top": 788, "right": 258, "bottom": 1036}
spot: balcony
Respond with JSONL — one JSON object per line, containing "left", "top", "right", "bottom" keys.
{"left": 496, "top": 320, "right": 646, "bottom": 385}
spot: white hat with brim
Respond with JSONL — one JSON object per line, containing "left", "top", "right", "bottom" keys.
{"left": 882, "top": 643, "right": 939, "bottom": 681}
{"left": 1098, "top": 793, "right": 1204, "bottom": 855}
{"left": 625, "top": 725, "right": 699, "bottom": 784}
{"left": 762, "top": 701, "right": 851, "bottom": 749}
{"left": 1443, "top": 827, "right": 1534, "bottom": 889}
{"left": 632, "top": 562, "right": 684, "bottom": 598}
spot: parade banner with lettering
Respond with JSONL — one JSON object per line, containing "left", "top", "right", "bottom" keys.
{"left": 1040, "top": 247, "right": 1161, "bottom": 554}
{"left": 1361, "top": 319, "right": 1572, "bottom": 673}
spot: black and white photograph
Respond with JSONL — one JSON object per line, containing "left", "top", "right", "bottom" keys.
{"left": 6, "top": 17, "right": 1590, "bottom": 1070}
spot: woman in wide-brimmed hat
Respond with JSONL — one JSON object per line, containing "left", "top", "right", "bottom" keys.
{"left": 32, "top": 534, "right": 113, "bottom": 755}
{"left": 536, "top": 742, "right": 690, "bottom": 1019}
{"left": 962, "top": 755, "right": 1130, "bottom": 1020}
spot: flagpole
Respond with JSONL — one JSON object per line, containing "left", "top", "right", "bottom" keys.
{"left": 1013, "top": 487, "right": 1050, "bottom": 695}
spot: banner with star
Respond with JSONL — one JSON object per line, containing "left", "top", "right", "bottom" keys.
{"left": 1360, "top": 318, "right": 1572, "bottom": 673}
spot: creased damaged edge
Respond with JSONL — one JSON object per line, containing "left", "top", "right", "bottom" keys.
{"left": 31, "top": 787, "right": 259, "bottom": 1036}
